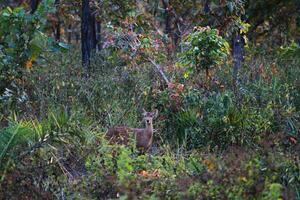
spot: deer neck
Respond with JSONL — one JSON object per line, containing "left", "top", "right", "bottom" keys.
{"left": 144, "top": 123, "right": 153, "bottom": 136}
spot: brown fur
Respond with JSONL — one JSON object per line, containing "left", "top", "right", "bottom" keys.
{"left": 106, "top": 109, "right": 158, "bottom": 153}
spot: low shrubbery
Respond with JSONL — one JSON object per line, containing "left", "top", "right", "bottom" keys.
{"left": 1, "top": 113, "right": 299, "bottom": 199}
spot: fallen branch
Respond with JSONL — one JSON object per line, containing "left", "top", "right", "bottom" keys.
{"left": 148, "top": 58, "right": 170, "bottom": 84}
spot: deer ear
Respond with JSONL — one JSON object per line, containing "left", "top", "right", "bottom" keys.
{"left": 152, "top": 109, "right": 158, "bottom": 118}
{"left": 142, "top": 108, "right": 147, "bottom": 115}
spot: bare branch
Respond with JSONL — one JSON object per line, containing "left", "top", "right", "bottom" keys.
{"left": 148, "top": 58, "right": 170, "bottom": 84}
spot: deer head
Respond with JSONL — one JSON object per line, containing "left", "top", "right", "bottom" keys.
{"left": 142, "top": 109, "right": 158, "bottom": 128}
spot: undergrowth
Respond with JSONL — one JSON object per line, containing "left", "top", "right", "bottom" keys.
{"left": 0, "top": 46, "right": 300, "bottom": 199}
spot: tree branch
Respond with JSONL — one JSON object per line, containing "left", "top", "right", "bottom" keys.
{"left": 148, "top": 58, "right": 170, "bottom": 84}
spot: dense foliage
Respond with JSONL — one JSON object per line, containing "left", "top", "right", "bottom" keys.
{"left": 0, "top": 0, "right": 299, "bottom": 199}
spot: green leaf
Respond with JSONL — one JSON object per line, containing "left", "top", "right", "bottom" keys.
{"left": 29, "top": 31, "right": 48, "bottom": 57}
{"left": 7, "top": 7, "right": 13, "bottom": 14}
{"left": 58, "top": 42, "right": 70, "bottom": 50}
{"left": 2, "top": 10, "right": 10, "bottom": 17}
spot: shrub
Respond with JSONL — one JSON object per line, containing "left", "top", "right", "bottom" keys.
{"left": 154, "top": 83, "right": 277, "bottom": 149}
{"left": 179, "top": 26, "right": 230, "bottom": 78}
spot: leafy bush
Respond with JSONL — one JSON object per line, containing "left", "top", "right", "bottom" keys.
{"left": 0, "top": 4, "right": 69, "bottom": 118}
{"left": 179, "top": 26, "right": 230, "bottom": 78}
{"left": 155, "top": 86, "right": 276, "bottom": 149}
{"left": 0, "top": 6, "right": 50, "bottom": 91}
{"left": 278, "top": 42, "right": 300, "bottom": 64}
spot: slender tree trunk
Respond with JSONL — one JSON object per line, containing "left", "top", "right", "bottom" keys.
{"left": 232, "top": 33, "right": 244, "bottom": 90}
{"left": 90, "top": 13, "right": 97, "bottom": 50}
{"left": 94, "top": 0, "right": 102, "bottom": 52}
{"left": 296, "top": 1, "right": 300, "bottom": 45}
{"left": 162, "top": 0, "right": 172, "bottom": 57}
{"left": 96, "top": 20, "right": 102, "bottom": 52}
{"left": 81, "top": 0, "right": 91, "bottom": 77}
{"left": 95, "top": 0, "right": 102, "bottom": 52}
{"left": 162, "top": 0, "right": 171, "bottom": 35}
{"left": 76, "top": 32, "right": 80, "bottom": 44}
{"left": 173, "top": 19, "right": 180, "bottom": 49}
{"left": 67, "top": 24, "right": 72, "bottom": 44}
{"left": 204, "top": 0, "right": 210, "bottom": 14}
{"left": 90, "top": 4, "right": 101, "bottom": 52}
{"left": 204, "top": 0, "right": 213, "bottom": 26}
{"left": 55, "top": 0, "right": 61, "bottom": 41}
{"left": 30, "top": 0, "right": 40, "bottom": 14}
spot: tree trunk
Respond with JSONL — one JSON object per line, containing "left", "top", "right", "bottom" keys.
{"left": 162, "top": 0, "right": 172, "bottom": 57}
{"left": 232, "top": 33, "right": 244, "bottom": 90}
{"left": 96, "top": 20, "right": 102, "bottom": 52}
{"left": 90, "top": 13, "right": 97, "bottom": 50}
{"left": 90, "top": 6, "right": 102, "bottom": 52}
{"left": 67, "top": 24, "right": 72, "bottom": 44}
{"left": 81, "top": 0, "right": 91, "bottom": 77}
{"left": 55, "top": 0, "right": 61, "bottom": 41}
{"left": 204, "top": 0, "right": 210, "bottom": 14}
{"left": 162, "top": 0, "right": 171, "bottom": 35}
{"left": 30, "top": 0, "right": 40, "bottom": 14}
{"left": 296, "top": 1, "right": 300, "bottom": 45}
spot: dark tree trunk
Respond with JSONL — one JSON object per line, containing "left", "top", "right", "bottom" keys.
{"left": 232, "top": 33, "right": 244, "bottom": 87}
{"left": 296, "top": 1, "right": 300, "bottom": 45}
{"left": 173, "top": 19, "right": 180, "bottom": 49}
{"left": 204, "top": 0, "right": 211, "bottom": 14}
{"left": 30, "top": 0, "right": 40, "bottom": 14}
{"left": 90, "top": 13, "right": 97, "bottom": 50}
{"left": 162, "top": 0, "right": 172, "bottom": 57}
{"left": 75, "top": 32, "right": 80, "bottom": 44}
{"left": 81, "top": 0, "right": 91, "bottom": 76}
{"left": 96, "top": 20, "right": 102, "bottom": 52}
{"left": 55, "top": 0, "right": 61, "bottom": 41}
{"left": 67, "top": 24, "right": 72, "bottom": 44}
{"left": 162, "top": 0, "right": 171, "bottom": 35}
{"left": 204, "top": 0, "right": 213, "bottom": 26}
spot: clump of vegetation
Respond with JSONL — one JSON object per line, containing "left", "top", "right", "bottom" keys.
{"left": 179, "top": 26, "right": 230, "bottom": 79}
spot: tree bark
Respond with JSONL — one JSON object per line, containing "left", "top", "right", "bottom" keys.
{"left": 30, "top": 0, "right": 40, "bottom": 14}
{"left": 204, "top": 0, "right": 210, "bottom": 14}
{"left": 296, "top": 1, "right": 300, "bottom": 45}
{"left": 162, "top": 0, "right": 172, "bottom": 57}
{"left": 232, "top": 33, "right": 244, "bottom": 89}
{"left": 81, "top": 0, "right": 91, "bottom": 77}
{"left": 90, "top": 13, "right": 97, "bottom": 50}
{"left": 96, "top": 20, "right": 102, "bottom": 52}
{"left": 67, "top": 24, "right": 72, "bottom": 44}
{"left": 55, "top": 0, "right": 61, "bottom": 41}
{"left": 162, "top": 0, "right": 171, "bottom": 35}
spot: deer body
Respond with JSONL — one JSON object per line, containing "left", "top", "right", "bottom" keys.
{"left": 106, "top": 110, "right": 157, "bottom": 152}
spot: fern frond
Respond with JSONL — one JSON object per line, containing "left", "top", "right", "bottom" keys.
{"left": 0, "top": 120, "right": 39, "bottom": 170}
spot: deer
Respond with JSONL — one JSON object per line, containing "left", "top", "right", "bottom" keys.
{"left": 106, "top": 109, "right": 158, "bottom": 153}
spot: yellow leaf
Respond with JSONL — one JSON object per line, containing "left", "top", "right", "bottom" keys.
{"left": 204, "top": 159, "right": 215, "bottom": 172}
{"left": 25, "top": 59, "right": 33, "bottom": 70}
{"left": 184, "top": 72, "right": 189, "bottom": 79}
{"left": 239, "top": 176, "right": 247, "bottom": 182}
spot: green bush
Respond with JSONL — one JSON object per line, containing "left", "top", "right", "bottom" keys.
{"left": 179, "top": 26, "right": 230, "bottom": 78}
{"left": 155, "top": 84, "right": 277, "bottom": 149}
